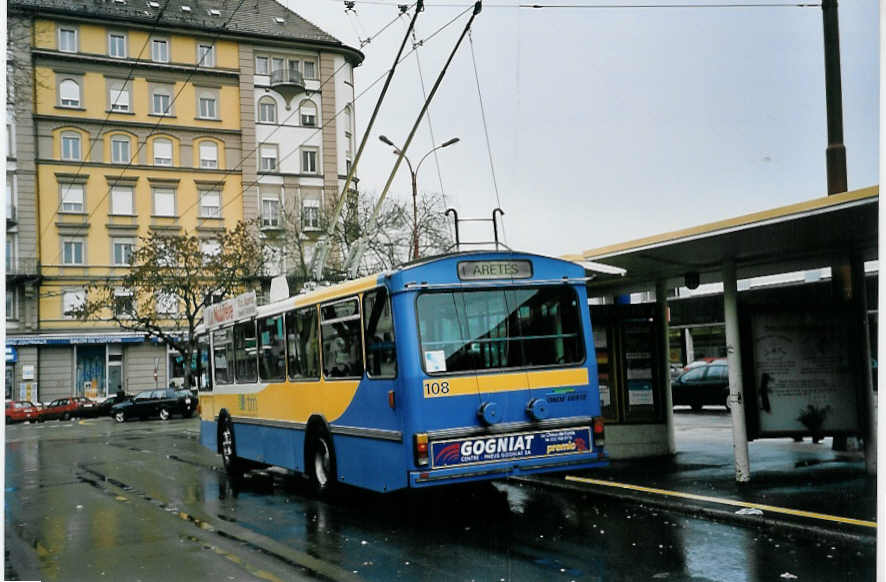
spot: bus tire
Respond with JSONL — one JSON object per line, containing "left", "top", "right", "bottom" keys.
{"left": 219, "top": 415, "right": 245, "bottom": 479}
{"left": 307, "top": 430, "right": 337, "bottom": 496}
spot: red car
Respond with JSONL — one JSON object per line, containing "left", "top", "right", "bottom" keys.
{"left": 6, "top": 401, "right": 40, "bottom": 424}
{"left": 39, "top": 397, "right": 86, "bottom": 421}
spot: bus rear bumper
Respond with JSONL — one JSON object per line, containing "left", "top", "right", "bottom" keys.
{"left": 408, "top": 451, "right": 608, "bottom": 488}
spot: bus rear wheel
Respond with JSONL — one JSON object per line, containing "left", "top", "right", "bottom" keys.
{"left": 307, "top": 432, "right": 337, "bottom": 496}
{"left": 220, "top": 416, "right": 245, "bottom": 479}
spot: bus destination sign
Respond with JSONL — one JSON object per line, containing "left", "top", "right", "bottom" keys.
{"left": 457, "top": 260, "right": 532, "bottom": 281}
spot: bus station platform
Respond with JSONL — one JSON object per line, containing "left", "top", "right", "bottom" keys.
{"left": 516, "top": 412, "right": 876, "bottom": 544}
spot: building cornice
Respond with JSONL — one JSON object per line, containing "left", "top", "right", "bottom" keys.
{"left": 39, "top": 159, "right": 243, "bottom": 176}
{"left": 35, "top": 115, "right": 242, "bottom": 135}
{"left": 33, "top": 48, "right": 240, "bottom": 78}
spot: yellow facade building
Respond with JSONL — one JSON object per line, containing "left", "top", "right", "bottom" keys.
{"left": 6, "top": 0, "right": 362, "bottom": 400}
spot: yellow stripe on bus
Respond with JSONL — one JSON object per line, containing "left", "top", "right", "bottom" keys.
{"left": 423, "top": 368, "right": 589, "bottom": 398}
{"left": 202, "top": 380, "right": 361, "bottom": 424}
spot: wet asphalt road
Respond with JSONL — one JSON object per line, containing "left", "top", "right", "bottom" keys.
{"left": 5, "top": 416, "right": 876, "bottom": 581}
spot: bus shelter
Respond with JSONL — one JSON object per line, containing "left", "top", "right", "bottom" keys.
{"left": 564, "top": 185, "right": 878, "bottom": 480}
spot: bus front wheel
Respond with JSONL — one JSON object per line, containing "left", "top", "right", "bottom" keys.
{"left": 307, "top": 432, "right": 337, "bottom": 496}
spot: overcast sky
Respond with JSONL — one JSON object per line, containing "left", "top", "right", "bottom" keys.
{"left": 285, "top": 0, "right": 878, "bottom": 257}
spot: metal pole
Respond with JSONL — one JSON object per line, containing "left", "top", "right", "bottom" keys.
{"left": 851, "top": 251, "right": 876, "bottom": 474}
{"left": 822, "top": 0, "right": 848, "bottom": 195}
{"left": 723, "top": 259, "right": 750, "bottom": 482}
{"left": 656, "top": 280, "right": 676, "bottom": 455}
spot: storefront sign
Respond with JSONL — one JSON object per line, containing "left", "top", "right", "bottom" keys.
{"left": 22, "top": 365, "right": 34, "bottom": 380}
{"left": 203, "top": 292, "right": 257, "bottom": 328}
{"left": 19, "top": 382, "right": 37, "bottom": 402}
{"left": 457, "top": 260, "right": 532, "bottom": 281}
{"left": 5, "top": 347, "right": 17, "bottom": 363}
{"left": 6, "top": 335, "right": 144, "bottom": 345}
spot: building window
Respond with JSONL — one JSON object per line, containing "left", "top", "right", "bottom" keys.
{"left": 156, "top": 292, "right": 178, "bottom": 315}
{"left": 114, "top": 288, "right": 134, "bottom": 317}
{"left": 198, "top": 96, "right": 217, "bottom": 119}
{"left": 255, "top": 56, "right": 268, "bottom": 74}
{"left": 108, "top": 32, "right": 127, "bottom": 58}
{"left": 299, "top": 101, "right": 316, "bottom": 126}
{"left": 58, "top": 26, "right": 78, "bottom": 53}
{"left": 259, "top": 145, "right": 277, "bottom": 171}
{"left": 111, "top": 136, "right": 130, "bottom": 163}
{"left": 197, "top": 43, "right": 215, "bottom": 67}
{"left": 110, "top": 186, "right": 134, "bottom": 215}
{"left": 59, "top": 79, "right": 80, "bottom": 107}
{"left": 153, "top": 188, "right": 176, "bottom": 216}
{"left": 271, "top": 57, "right": 284, "bottom": 75}
{"left": 152, "top": 91, "right": 172, "bottom": 115}
{"left": 6, "top": 175, "right": 14, "bottom": 221}
{"left": 258, "top": 97, "right": 277, "bottom": 123}
{"left": 301, "top": 149, "right": 318, "bottom": 174}
{"left": 153, "top": 138, "right": 172, "bottom": 166}
{"left": 61, "top": 132, "right": 81, "bottom": 161}
{"left": 6, "top": 235, "right": 16, "bottom": 272}
{"left": 302, "top": 199, "right": 320, "bottom": 230}
{"left": 201, "top": 240, "right": 220, "bottom": 257}
{"left": 109, "top": 84, "right": 130, "bottom": 112}
{"left": 7, "top": 123, "right": 15, "bottom": 158}
{"left": 60, "top": 183, "right": 84, "bottom": 213}
{"left": 6, "top": 288, "right": 17, "bottom": 321}
{"left": 63, "top": 290, "right": 85, "bottom": 319}
{"left": 303, "top": 60, "right": 316, "bottom": 80}
{"left": 199, "top": 190, "right": 221, "bottom": 217}
{"left": 63, "top": 239, "right": 85, "bottom": 265}
{"left": 199, "top": 141, "right": 218, "bottom": 168}
{"left": 112, "top": 239, "right": 135, "bottom": 265}
{"left": 151, "top": 38, "right": 169, "bottom": 63}
{"left": 261, "top": 196, "right": 280, "bottom": 228}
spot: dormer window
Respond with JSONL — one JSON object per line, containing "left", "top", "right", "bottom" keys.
{"left": 274, "top": 17, "right": 285, "bottom": 24}
{"left": 208, "top": 8, "right": 221, "bottom": 16}
{"left": 148, "top": 1, "right": 160, "bottom": 7}
{"left": 181, "top": 5, "right": 191, "bottom": 11}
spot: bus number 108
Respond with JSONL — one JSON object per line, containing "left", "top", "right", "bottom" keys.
{"left": 424, "top": 381, "right": 450, "bottom": 397}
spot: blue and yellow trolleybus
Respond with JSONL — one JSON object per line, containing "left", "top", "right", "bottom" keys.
{"left": 197, "top": 251, "right": 607, "bottom": 493}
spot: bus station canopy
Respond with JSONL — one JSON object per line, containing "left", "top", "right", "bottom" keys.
{"left": 563, "top": 185, "right": 879, "bottom": 295}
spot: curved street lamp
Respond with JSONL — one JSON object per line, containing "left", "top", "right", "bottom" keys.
{"left": 379, "top": 135, "right": 460, "bottom": 260}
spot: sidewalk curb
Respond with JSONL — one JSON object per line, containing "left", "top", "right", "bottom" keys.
{"left": 512, "top": 475, "right": 876, "bottom": 546}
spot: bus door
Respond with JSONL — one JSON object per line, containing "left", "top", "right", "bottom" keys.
{"left": 361, "top": 287, "right": 400, "bottom": 431}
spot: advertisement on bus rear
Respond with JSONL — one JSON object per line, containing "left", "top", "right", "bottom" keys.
{"left": 431, "top": 427, "right": 591, "bottom": 468}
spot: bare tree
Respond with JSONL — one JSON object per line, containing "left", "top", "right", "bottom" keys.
{"left": 260, "top": 191, "right": 452, "bottom": 291}
{"left": 72, "top": 222, "right": 264, "bottom": 389}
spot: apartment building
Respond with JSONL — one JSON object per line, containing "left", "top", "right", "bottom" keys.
{"left": 6, "top": 0, "right": 362, "bottom": 401}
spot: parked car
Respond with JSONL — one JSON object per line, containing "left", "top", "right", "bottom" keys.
{"left": 672, "top": 362, "right": 729, "bottom": 411}
{"left": 73, "top": 396, "right": 100, "bottom": 418}
{"left": 94, "top": 393, "right": 131, "bottom": 417}
{"left": 39, "top": 397, "right": 84, "bottom": 421}
{"left": 6, "top": 401, "right": 40, "bottom": 424}
{"left": 111, "top": 389, "right": 197, "bottom": 423}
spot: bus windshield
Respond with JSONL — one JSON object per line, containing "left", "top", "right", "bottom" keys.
{"left": 417, "top": 286, "right": 585, "bottom": 374}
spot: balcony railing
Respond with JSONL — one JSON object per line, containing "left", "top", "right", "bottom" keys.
{"left": 6, "top": 256, "right": 39, "bottom": 277}
{"left": 268, "top": 68, "right": 306, "bottom": 106}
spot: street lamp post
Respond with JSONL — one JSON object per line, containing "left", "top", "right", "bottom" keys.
{"left": 379, "top": 135, "right": 459, "bottom": 260}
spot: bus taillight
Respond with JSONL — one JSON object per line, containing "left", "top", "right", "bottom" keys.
{"left": 592, "top": 418, "right": 605, "bottom": 449}
{"left": 414, "top": 433, "right": 429, "bottom": 467}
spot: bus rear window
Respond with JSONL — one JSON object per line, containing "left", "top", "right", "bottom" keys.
{"left": 416, "top": 287, "right": 584, "bottom": 374}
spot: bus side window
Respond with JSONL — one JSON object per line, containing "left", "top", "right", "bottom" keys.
{"left": 286, "top": 306, "right": 320, "bottom": 380}
{"left": 197, "top": 333, "right": 212, "bottom": 391}
{"left": 363, "top": 287, "right": 396, "bottom": 378}
{"left": 258, "top": 314, "right": 286, "bottom": 382}
{"left": 233, "top": 320, "right": 258, "bottom": 383}
{"left": 320, "top": 297, "right": 364, "bottom": 379}
{"left": 213, "top": 327, "right": 233, "bottom": 385}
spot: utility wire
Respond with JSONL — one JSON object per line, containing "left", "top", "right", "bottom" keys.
{"left": 205, "top": 3, "right": 474, "bottom": 220}
{"left": 409, "top": 24, "right": 452, "bottom": 209}
{"left": 328, "top": 0, "right": 818, "bottom": 7}
{"left": 174, "top": 5, "right": 420, "bottom": 220}
{"left": 467, "top": 30, "right": 505, "bottom": 243}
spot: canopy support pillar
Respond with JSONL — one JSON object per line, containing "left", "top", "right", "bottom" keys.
{"left": 723, "top": 259, "right": 751, "bottom": 483}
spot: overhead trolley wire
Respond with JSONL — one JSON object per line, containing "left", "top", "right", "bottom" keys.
{"left": 173, "top": 4, "right": 422, "bottom": 220}
{"left": 327, "top": 0, "right": 819, "bottom": 7}
{"left": 467, "top": 29, "right": 505, "bottom": 243}
{"left": 202, "top": 3, "right": 475, "bottom": 220}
